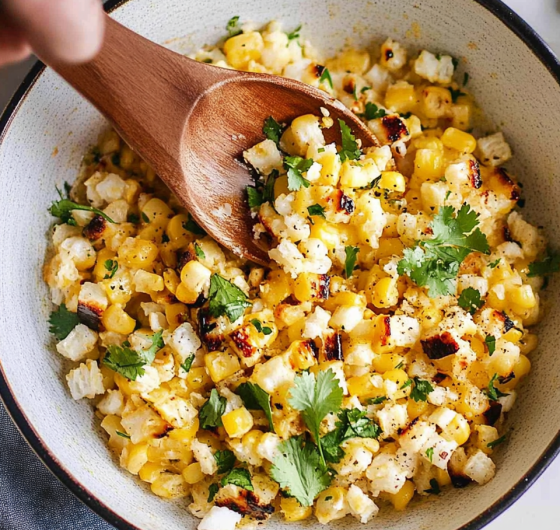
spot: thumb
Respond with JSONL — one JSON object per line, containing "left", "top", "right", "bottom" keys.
{"left": 2, "top": 0, "right": 105, "bottom": 64}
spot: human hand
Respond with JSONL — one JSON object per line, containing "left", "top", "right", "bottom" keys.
{"left": 0, "top": 0, "right": 105, "bottom": 66}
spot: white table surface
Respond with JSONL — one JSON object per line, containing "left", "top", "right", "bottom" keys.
{"left": 0, "top": 1, "right": 559, "bottom": 529}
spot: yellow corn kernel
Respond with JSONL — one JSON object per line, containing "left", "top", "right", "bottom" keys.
{"left": 385, "top": 81, "right": 416, "bottom": 114}
{"left": 150, "top": 473, "right": 189, "bottom": 499}
{"left": 486, "top": 286, "right": 507, "bottom": 312}
{"left": 502, "top": 327, "right": 523, "bottom": 344}
{"left": 165, "top": 303, "right": 187, "bottom": 331}
{"left": 372, "top": 353, "right": 403, "bottom": 373}
{"left": 292, "top": 272, "right": 329, "bottom": 302}
{"left": 467, "top": 361, "right": 490, "bottom": 388}
{"left": 435, "top": 468, "right": 452, "bottom": 487}
{"left": 222, "top": 407, "right": 254, "bottom": 438}
{"left": 223, "top": 32, "right": 264, "bottom": 70}
{"left": 315, "top": 487, "right": 347, "bottom": 524}
{"left": 133, "top": 269, "right": 164, "bottom": 294}
{"left": 323, "top": 291, "right": 366, "bottom": 312}
{"left": 407, "top": 399, "right": 429, "bottom": 420}
{"left": 454, "top": 385, "right": 489, "bottom": 418}
{"left": 379, "top": 171, "right": 407, "bottom": 193}
{"left": 162, "top": 268, "right": 180, "bottom": 295}
{"left": 388, "top": 480, "right": 415, "bottom": 511}
{"left": 124, "top": 179, "right": 141, "bottom": 204}
{"left": 159, "top": 243, "right": 177, "bottom": 269}
{"left": 316, "top": 151, "right": 341, "bottom": 186}
{"left": 376, "top": 238, "right": 404, "bottom": 259}
{"left": 187, "top": 366, "right": 212, "bottom": 391}
{"left": 205, "top": 351, "right": 240, "bottom": 383}
{"left": 469, "top": 337, "right": 486, "bottom": 357}
{"left": 309, "top": 217, "right": 341, "bottom": 250}
{"left": 475, "top": 425, "right": 499, "bottom": 455}
{"left": 139, "top": 461, "right": 165, "bottom": 483}
{"left": 508, "top": 284, "right": 537, "bottom": 310}
{"left": 340, "top": 159, "right": 380, "bottom": 188}
{"left": 260, "top": 270, "right": 292, "bottom": 307}
{"left": 421, "top": 86, "right": 452, "bottom": 119}
{"left": 166, "top": 214, "right": 192, "bottom": 249}
{"left": 100, "top": 414, "right": 129, "bottom": 452}
{"left": 442, "top": 414, "right": 471, "bottom": 446}
{"left": 281, "top": 497, "right": 313, "bottom": 522}
{"left": 241, "top": 430, "right": 264, "bottom": 456}
{"left": 413, "top": 149, "right": 444, "bottom": 181}
{"left": 384, "top": 369, "right": 411, "bottom": 399}
{"left": 101, "top": 304, "right": 136, "bottom": 335}
{"left": 177, "top": 261, "right": 211, "bottom": 304}
{"left": 123, "top": 442, "right": 149, "bottom": 475}
{"left": 182, "top": 462, "right": 205, "bottom": 485}
{"left": 519, "top": 333, "right": 538, "bottom": 355}
{"left": 369, "top": 277, "right": 399, "bottom": 309}
{"left": 271, "top": 174, "right": 290, "bottom": 199}
{"left": 441, "top": 127, "right": 477, "bottom": 154}
{"left": 168, "top": 418, "right": 200, "bottom": 444}
{"left": 141, "top": 198, "right": 173, "bottom": 227}
{"left": 451, "top": 103, "right": 472, "bottom": 130}
{"left": 327, "top": 48, "right": 371, "bottom": 74}
{"left": 347, "top": 374, "right": 384, "bottom": 400}
{"left": 93, "top": 248, "right": 117, "bottom": 281}
{"left": 118, "top": 238, "right": 159, "bottom": 269}
{"left": 513, "top": 354, "right": 531, "bottom": 380}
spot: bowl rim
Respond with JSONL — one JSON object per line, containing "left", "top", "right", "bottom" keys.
{"left": 1, "top": 0, "right": 559, "bottom": 528}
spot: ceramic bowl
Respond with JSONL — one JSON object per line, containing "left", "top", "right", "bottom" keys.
{"left": 1, "top": 0, "right": 560, "bottom": 529}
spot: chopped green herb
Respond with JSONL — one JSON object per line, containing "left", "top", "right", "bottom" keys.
{"left": 452, "top": 56, "right": 459, "bottom": 69}
{"left": 426, "top": 447, "right": 434, "bottom": 462}
{"left": 141, "top": 212, "right": 150, "bottom": 223}
{"left": 317, "top": 147, "right": 325, "bottom": 153}
{"left": 463, "top": 72, "right": 470, "bottom": 86}
{"left": 450, "top": 87, "right": 466, "bottom": 103}
{"left": 214, "top": 450, "right": 236, "bottom": 474}
{"left": 344, "top": 246, "right": 360, "bottom": 278}
{"left": 528, "top": 254, "right": 560, "bottom": 277}
{"left": 395, "top": 361, "right": 405, "bottom": 370}
{"left": 284, "top": 156, "right": 313, "bottom": 191}
{"left": 180, "top": 354, "right": 195, "bottom": 374}
{"left": 246, "top": 186, "right": 263, "bottom": 209}
{"left": 116, "top": 431, "right": 131, "bottom": 439}
{"left": 319, "top": 67, "right": 333, "bottom": 88}
{"left": 410, "top": 378, "right": 435, "bottom": 402}
{"left": 287, "top": 25, "right": 302, "bottom": 42}
{"left": 194, "top": 243, "right": 206, "bottom": 260}
{"left": 48, "top": 304, "right": 80, "bottom": 341}
{"left": 250, "top": 319, "right": 272, "bottom": 336}
{"left": 103, "top": 259, "right": 118, "bottom": 279}
{"left": 221, "top": 468, "right": 254, "bottom": 491}
{"left": 208, "top": 483, "right": 219, "bottom": 503}
{"left": 361, "top": 86, "right": 372, "bottom": 93}
{"left": 199, "top": 389, "right": 227, "bottom": 429}
{"left": 226, "top": 15, "right": 242, "bottom": 37}
{"left": 237, "top": 381, "right": 275, "bottom": 432}
{"left": 485, "top": 374, "right": 509, "bottom": 402}
{"left": 262, "top": 170, "right": 278, "bottom": 204}
{"left": 111, "top": 153, "right": 120, "bottom": 166}
{"left": 49, "top": 189, "right": 115, "bottom": 225}
{"left": 127, "top": 213, "right": 140, "bottom": 225}
{"left": 338, "top": 119, "right": 363, "bottom": 162}
{"left": 363, "top": 102, "right": 387, "bottom": 120}
{"left": 458, "top": 287, "right": 484, "bottom": 315}
{"left": 425, "top": 478, "right": 441, "bottom": 495}
{"left": 208, "top": 274, "right": 251, "bottom": 322}
{"left": 263, "top": 116, "right": 284, "bottom": 146}
{"left": 488, "top": 259, "right": 501, "bottom": 269}
{"left": 487, "top": 434, "right": 507, "bottom": 449}
{"left": 485, "top": 335, "right": 496, "bottom": 356}
{"left": 307, "top": 204, "right": 326, "bottom": 218}
{"left": 367, "top": 396, "right": 387, "bottom": 405}
{"left": 401, "top": 379, "right": 413, "bottom": 390}
{"left": 182, "top": 214, "right": 206, "bottom": 235}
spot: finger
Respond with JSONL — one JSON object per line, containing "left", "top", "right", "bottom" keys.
{"left": 0, "top": 20, "right": 32, "bottom": 66}
{"left": 2, "top": 0, "right": 105, "bottom": 65}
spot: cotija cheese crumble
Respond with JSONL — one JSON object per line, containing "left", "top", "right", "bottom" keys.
{"left": 43, "top": 17, "right": 558, "bottom": 530}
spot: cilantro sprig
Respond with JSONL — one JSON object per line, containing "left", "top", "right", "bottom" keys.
{"left": 318, "top": 67, "right": 333, "bottom": 88}
{"left": 199, "top": 389, "right": 227, "bottom": 429}
{"left": 338, "top": 119, "right": 362, "bottom": 162}
{"left": 226, "top": 16, "right": 242, "bottom": 37}
{"left": 221, "top": 468, "right": 253, "bottom": 491}
{"left": 214, "top": 450, "right": 236, "bottom": 474}
{"left": 485, "top": 374, "right": 510, "bottom": 402}
{"left": 103, "top": 259, "right": 118, "bottom": 279}
{"left": 286, "top": 25, "right": 302, "bottom": 42}
{"left": 527, "top": 253, "right": 560, "bottom": 277}
{"left": 397, "top": 204, "right": 490, "bottom": 297}
{"left": 284, "top": 156, "right": 313, "bottom": 191}
{"left": 307, "top": 204, "right": 326, "bottom": 219}
{"left": 458, "top": 287, "right": 484, "bottom": 315}
{"left": 236, "top": 382, "right": 275, "bottom": 432}
{"left": 48, "top": 304, "right": 80, "bottom": 341}
{"left": 362, "top": 102, "right": 387, "bottom": 120}
{"left": 208, "top": 274, "right": 251, "bottom": 322}
{"left": 263, "top": 116, "right": 284, "bottom": 146}
{"left": 409, "top": 378, "right": 435, "bottom": 402}
{"left": 344, "top": 246, "right": 360, "bottom": 278}
{"left": 180, "top": 354, "right": 195, "bottom": 374}
{"left": 49, "top": 188, "right": 115, "bottom": 225}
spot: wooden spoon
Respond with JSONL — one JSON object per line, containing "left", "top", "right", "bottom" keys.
{"left": 48, "top": 16, "right": 378, "bottom": 265}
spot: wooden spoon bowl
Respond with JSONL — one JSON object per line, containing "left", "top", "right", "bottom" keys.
{"left": 49, "top": 16, "right": 378, "bottom": 265}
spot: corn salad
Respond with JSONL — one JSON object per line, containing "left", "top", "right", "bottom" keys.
{"left": 44, "top": 18, "right": 554, "bottom": 530}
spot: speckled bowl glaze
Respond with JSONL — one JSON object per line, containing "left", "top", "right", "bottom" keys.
{"left": 1, "top": 0, "right": 559, "bottom": 529}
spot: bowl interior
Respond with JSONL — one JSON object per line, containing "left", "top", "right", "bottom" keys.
{"left": 1, "top": 1, "right": 560, "bottom": 529}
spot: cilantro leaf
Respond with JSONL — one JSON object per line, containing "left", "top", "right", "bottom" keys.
{"left": 463, "top": 72, "right": 470, "bottom": 86}
{"left": 49, "top": 304, "right": 80, "bottom": 341}
{"left": 103, "top": 259, "right": 118, "bottom": 279}
{"left": 236, "top": 382, "right": 275, "bottom": 432}
{"left": 263, "top": 116, "right": 284, "bottom": 146}
{"left": 363, "top": 102, "right": 387, "bottom": 120}
{"left": 344, "top": 246, "right": 360, "bottom": 278}
{"left": 116, "top": 431, "right": 130, "bottom": 439}
{"left": 458, "top": 287, "right": 484, "bottom": 315}
{"left": 208, "top": 483, "right": 219, "bottom": 503}
{"left": 338, "top": 119, "right": 362, "bottom": 162}
{"left": 410, "top": 378, "right": 434, "bottom": 402}
{"left": 271, "top": 436, "right": 331, "bottom": 507}
{"left": 214, "top": 450, "right": 236, "bottom": 474}
{"left": 487, "top": 434, "right": 507, "bottom": 449}
{"left": 250, "top": 319, "right": 272, "bottom": 335}
{"left": 488, "top": 259, "right": 501, "bottom": 269}
{"left": 262, "top": 170, "right": 278, "bottom": 204}
{"left": 141, "top": 212, "right": 150, "bottom": 223}
{"left": 367, "top": 396, "right": 387, "bottom": 405}
{"left": 182, "top": 214, "right": 206, "bottom": 235}
{"left": 221, "top": 468, "right": 253, "bottom": 491}
{"left": 102, "top": 331, "right": 163, "bottom": 380}
{"left": 425, "top": 478, "right": 441, "bottom": 495}
{"left": 208, "top": 274, "right": 251, "bottom": 322}
{"left": 321, "top": 409, "right": 381, "bottom": 463}
{"left": 199, "top": 389, "right": 227, "bottom": 429}
{"left": 226, "top": 16, "right": 242, "bottom": 37}
{"left": 49, "top": 193, "right": 115, "bottom": 225}
{"left": 284, "top": 156, "right": 313, "bottom": 191}
{"left": 485, "top": 335, "right": 496, "bottom": 356}
{"left": 288, "top": 369, "right": 343, "bottom": 465}
{"left": 450, "top": 87, "right": 466, "bottom": 103}
{"left": 528, "top": 254, "right": 560, "bottom": 277}
{"left": 485, "top": 374, "right": 509, "bottom": 402}
{"left": 426, "top": 447, "right": 434, "bottom": 462}
{"left": 318, "top": 67, "right": 333, "bottom": 88}
{"left": 194, "top": 243, "right": 206, "bottom": 260}
{"left": 180, "top": 354, "right": 195, "bottom": 374}
{"left": 307, "top": 204, "right": 326, "bottom": 218}
{"left": 287, "top": 25, "right": 302, "bottom": 42}
{"left": 246, "top": 186, "right": 263, "bottom": 209}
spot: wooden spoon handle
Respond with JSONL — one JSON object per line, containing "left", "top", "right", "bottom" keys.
{"left": 46, "top": 15, "right": 224, "bottom": 179}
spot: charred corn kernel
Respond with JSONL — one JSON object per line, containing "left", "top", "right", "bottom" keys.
{"left": 182, "top": 462, "right": 205, "bottom": 485}
{"left": 502, "top": 327, "right": 523, "bottom": 344}
{"left": 413, "top": 149, "right": 444, "bottom": 181}
{"left": 133, "top": 269, "right": 164, "bottom": 294}
{"left": 315, "top": 487, "right": 347, "bottom": 524}
{"left": 287, "top": 338, "right": 318, "bottom": 370}
{"left": 379, "top": 171, "right": 406, "bottom": 192}
{"left": 222, "top": 407, "right": 254, "bottom": 438}
{"left": 385, "top": 82, "right": 416, "bottom": 114}
{"left": 223, "top": 32, "right": 264, "bottom": 70}
{"left": 372, "top": 353, "right": 403, "bottom": 373}
{"left": 442, "top": 414, "right": 470, "bottom": 446}
{"left": 187, "top": 366, "right": 212, "bottom": 391}
{"left": 292, "top": 272, "right": 329, "bottom": 302}
{"left": 169, "top": 419, "right": 200, "bottom": 444}
{"left": 163, "top": 269, "right": 180, "bottom": 295}
{"left": 370, "top": 277, "right": 399, "bottom": 308}
{"left": 422, "top": 86, "right": 452, "bottom": 119}
{"left": 118, "top": 238, "right": 159, "bottom": 268}
{"left": 347, "top": 374, "right": 384, "bottom": 399}
{"left": 508, "top": 285, "right": 537, "bottom": 310}
{"left": 141, "top": 198, "right": 173, "bottom": 227}
{"left": 376, "top": 238, "right": 404, "bottom": 259}
{"left": 441, "top": 127, "right": 477, "bottom": 154}
{"left": 260, "top": 270, "right": 292, "bottom": 307}
{"left": 139, "top": 461, "right": 165, "bottom": 483}
{"left": 407, "top": 399, "right": 429, "bottom": 420}
{"left": 151, "top": 473, "right": 189, "bottom": 499}
{"left": 165, "top": 303, "right": 187, "bottom": 331}
{"left": 102, "top": 304, "right": 136, "bottom": 334}
{"left": 178, "top": 261, "right": 211, "bottom": 304}
{"left": 123, "top": 443, "right": 149, "bottom": 475}
{"left": 166, "top": 214, "right": 191, "bottom": 249}
{"left": 205, "top": 351, "right": 240, "bottom": 383}
{"left": 519, "top": 333, "right": 538, "bottom": 355}
{"left": 388, "top": 480, "right": 415, "bottom": 511}
{"left": 384, "top": 369, "right": 411, "bottom": 399}
{"left": 281, "top": 497, "right": 313, "bottom": 522}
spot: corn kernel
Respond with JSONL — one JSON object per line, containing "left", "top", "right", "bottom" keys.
{"left": 369, "top": 277, "right": 399, "bottom": 308}
{"left": 347, "top": 374, "right": 384, "bottom": 399}
{"left": 168, "top": 418, "right": 200, "bottom": 444}
{"left": 141, "top": 198, "right": 173, "bottom": 227}
{"left": 281, "top": 497, "right": 313, "bottom": 522}
{"left": 118, "top": 238, "right": 159, "bottom": 268}
{"left": 441, "top": 127, "right": 477, "bottom": 154}
{"left": 372, "top": 353, "right": 403, "bottom": 373}
{"left": 508, "top": 285, "right": 537, "bottom": 310}
{"left": 205, "top": 351, "right": 240, "bottom": 383}
{"left": 133, "top": 269, "right": 164, "bottom": 294}
{"left": 422, "top": 86, "right": 452, "bottom": 119}
{"left": 519, "top": 333, "right": 538, "bottom": 355}
{"left": 385, "top": 82, "right": 417, "bottom": 114}
{"left": 407, "top": 399, "right": 429, "bottom": 420}
{"left": 442, "top": 414, "right": 470, "bottom": 446}
{"left": 224, "top": 32, "right": 264, "bottom": 70}
{"left": 151, "top": 473, "right": 189, "bottom": 499}
{"left": 139, "top": 461, "right": 165, "bottom": 483}
{"left": 502, "top": 327, "right": 523, "bottom": 344}
{"left": 222, "top": 407, "right": 254, "bottom": 438}
{"left": 123, "top": 442, "right": 149, "bottom": 475}
{"left": 292, "top": 272, "right": 329, "bottom": 302}
{"left": 379, "top": 171, "right": 407, "bottom": 193}
{"left": 388, "top": 480, "right": 415, "bottom": 511}
{"left": 182, "top": 462, "right": 205, "bottom": 485}
{"left": 187, "top": 366, "right": 212, "bottom": 391}
{"left": 315, "top": 487, "right": 347, "bottom": 524}
{"left": 384, "top": 369, "right": 411, "bottom": 399}
{"left": 102, "top": 304, "right": 136, "bottom": 334}
{"left": 413, "top": 149, "right": 444, "bottom": 181}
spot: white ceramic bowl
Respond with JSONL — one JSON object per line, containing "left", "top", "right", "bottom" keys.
{"left": 1, "top": 0, "right": 560, "bottom": 529}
